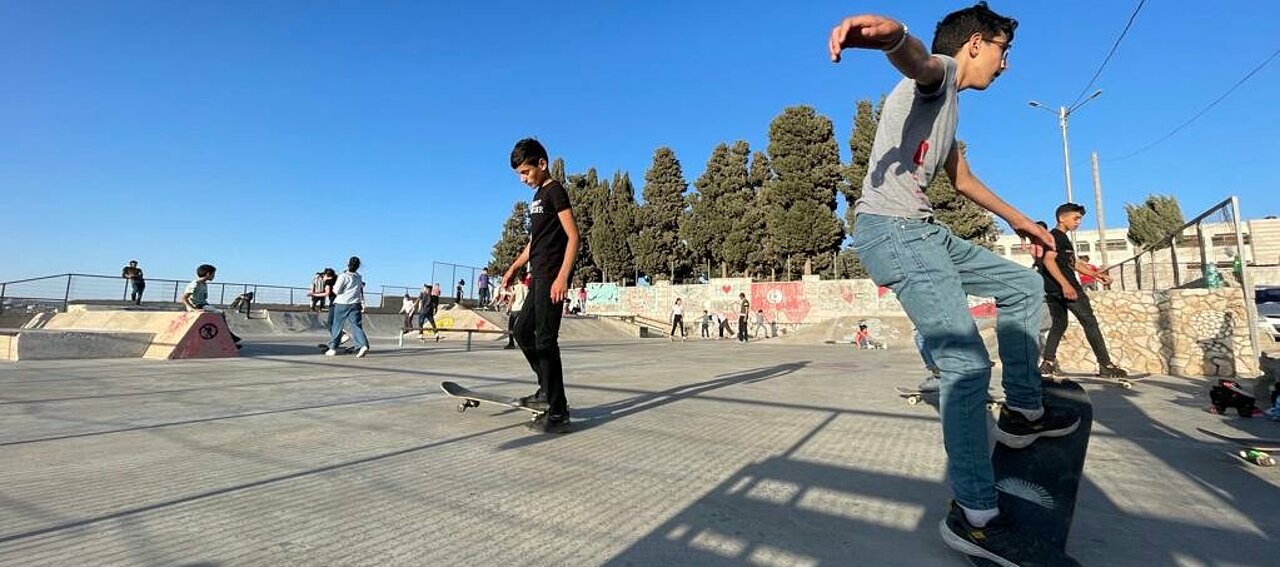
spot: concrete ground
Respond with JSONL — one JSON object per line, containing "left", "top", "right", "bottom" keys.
{"left": 1, "top": 334, "right": 1278, "bottom": 566}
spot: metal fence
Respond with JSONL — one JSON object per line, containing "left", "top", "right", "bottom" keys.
{"left": 424, "top": 261, "right": 489, "bottom": 303}
{"left": 0, "top": 273, "right": 389, "bottom": 314}
{"left": 1104, "top": 195, "right": 1260, "bottom": 360}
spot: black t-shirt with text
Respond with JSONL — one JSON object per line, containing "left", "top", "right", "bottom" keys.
{"left": 528, "top": 180, "right": 572, "bottom": 281}
{"left": 1040, "top": 228, "right": 1081, "bottom": 294}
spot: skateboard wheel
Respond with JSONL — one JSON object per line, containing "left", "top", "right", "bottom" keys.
{"left": 907, "top": 395, "right": 921, "bottom": 406}
{"left": 456, "top": 402, "right": 467, "bottom": 413}
{"left": 1119, "top": 380, "right": 1133, "bottom": 389}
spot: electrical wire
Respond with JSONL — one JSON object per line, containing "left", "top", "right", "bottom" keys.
{"left": 1107, "top": 47, "right": 1280, "bottom": 161}
{"left": 1069, "top": 0, "right": 1147, "bottom": 109}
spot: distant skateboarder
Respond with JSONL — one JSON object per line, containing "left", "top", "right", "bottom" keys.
{"left": 122, "top": 260, "right": 145, "bottom": 305}
{"left": 1037, "top": 203, "right": 1128, "bottom": 379}
{"left": 501, "top": 138, "right": 579, "bottom": 433}
{"left": 181, "top": 264, "right": 242, "bottom": 347}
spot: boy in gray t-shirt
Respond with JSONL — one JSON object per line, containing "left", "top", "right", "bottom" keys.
{"left": 830, "top": 3, "right": 1080, "bottom": 565}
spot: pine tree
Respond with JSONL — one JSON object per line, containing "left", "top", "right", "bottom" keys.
{"left": 926, "top": 143, "right": 998, "bottom": 246}
{"left": 488, "top": 201, "right": 530, "bottom": 274}
{"left": 565, "top": 168, "right": 604, "bottom": 284}
{"left": 591, "top": 171, "right": 637, "bottom": 283}
{"left": 632, "top": 147, "right": 689, "bottom": 281}
{"left": 550, "top": 157, "right": 566, "bottom": 186}
{"left": 681, "top": 141, "right": 752, "bottom": 278}
{"left": 762, "top": 106, "right": 845, "bottom": 276}
{"left": 844, "top": 99, "right": 877, "bottom": 230}
{"left": 1125, "top": 194, "right": 1185, "bottom": 248}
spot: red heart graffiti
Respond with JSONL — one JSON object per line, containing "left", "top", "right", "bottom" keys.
{"left": 721, "top": 285, "right": 732, "bottom": 294}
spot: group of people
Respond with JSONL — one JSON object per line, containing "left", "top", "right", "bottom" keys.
{"left": 668, "top": 293, "right": 773, "bottom": 342}
{"left": 303, "top": 257, "right": 372, "bottom": 358}
{"left": 399, "top": 282, "right": 444, "bottom": 336}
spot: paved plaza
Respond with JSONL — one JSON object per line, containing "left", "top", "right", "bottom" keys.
{"left": 1, "top": 335, "right": 1278, "bottom": 566}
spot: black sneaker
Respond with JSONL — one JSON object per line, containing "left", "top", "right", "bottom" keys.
{"left": 517, "top": 392, "right": 549, "bottom": 412}
{"left": 1098, "top": 363, "right": 1128, "bottom": 379}
{"left": 526, "top": 412, "right": 570, "bottom": 434}
{"left": 996, "top": 404, "right": 1080, "bottom": 449}
{"left": 940, "top": 501, "right": 1080, "bottom": 566}
{"left": 1037, "top": 360, "right": 1060, "bottom": 378}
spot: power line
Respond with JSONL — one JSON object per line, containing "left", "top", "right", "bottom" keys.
{"left": 1108, "top": 47, "right": 1280, "bottom": 162}
{"left": 1069, "top": 0, "right": 1147, "bottom": 109}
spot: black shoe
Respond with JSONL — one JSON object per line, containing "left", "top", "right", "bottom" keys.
{"left": 996, "top": 404, "right": 1080, "bottom": 449}
{"left": 1037, "top": 360, "right": 1060, "bottom": 378}
{"left": 1098, "top": 363, "right": 1128, "bottom": 378}
{"left": 526, "top": 412, "right": 571, "bottom": 434}
{"left": 517, "top": 392, "right": 549, "bottom": 412}
{"left": 504, "top": 344, "right": 517, "bottom": 350}
{"left": 940, "top": 501, "right": 1080, "bottom": 566}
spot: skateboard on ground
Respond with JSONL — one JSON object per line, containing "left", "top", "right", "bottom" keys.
{"left": 895, "top": 386, "right": 1004, "bottom": 412}
{"left": 317, "top": 330, "right": 356, "bottom": 354}
{"left": 1196, "top": 428, "right": 1280, "bottom": 466}
{"left": 440, "top": 381, "right": 544, "bottom": 419}
{"left": 1048, "top": 370, "right": 1151, "bottom": 390}
{"left": 970, "top": 379, "right": 1092, "bottom": 566}
{"left": 1195, "top": 428, "right": 1280, "bottom": 451}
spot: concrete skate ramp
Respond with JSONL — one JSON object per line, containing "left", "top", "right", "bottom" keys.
{"left": 776, "top": 314, "right": 999, "bottom": 351}
{"left": 39, "top": 308, "right": 239, "bottom": 360}
{"left": 470, "top": 309, "right": 638, "bottom": 341}
{"left": 774, "top": 315, "right": 918, "bottom": 347}
{"left": 1, "top": 329, "right": 153, "bottom": 361}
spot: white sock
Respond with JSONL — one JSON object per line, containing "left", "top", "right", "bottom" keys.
{"left": 1009, "top": 406, "right": 1044, "bottom": 421}
{"left": 960, "top": 505, "right": 999, "bottom": 528}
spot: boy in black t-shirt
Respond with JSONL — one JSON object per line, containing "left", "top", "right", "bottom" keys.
{"left": 501, "top": 138, "right": 580, "bottom": 433}
{"left": 737, "top": 293, "right": 750, "bottom": 343}
{"left": 1037, "top": 203, "right": 1127, "bottom": 378}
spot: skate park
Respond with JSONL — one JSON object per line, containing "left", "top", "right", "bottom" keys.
{"left": 6, "top": 1, "right": 1280, "bottom": 564}
{"left": 2, "top": 270, "right": 1279, "bottom": 565}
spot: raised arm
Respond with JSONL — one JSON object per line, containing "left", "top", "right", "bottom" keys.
{"left": 829, "top": 15, "right": 944, "bottom": 89}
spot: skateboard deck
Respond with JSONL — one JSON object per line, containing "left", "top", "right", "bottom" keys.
{"left": 317, "top": 330, "right": 355, "bottom": 352}
{"left": 1195, "top": 428, "right": 1280, "bottom": 451}
{"left": 970, "top": 379, "right": 1092, "bottom": 566}
{"left": 895, "top": 386, "right": 1005, "bottom": 412}
{"left": 440, "top": 381, "right": 544, "bottom": 417}
{"left": 1049, "top": 371, "right": 1151, "bottom": 389}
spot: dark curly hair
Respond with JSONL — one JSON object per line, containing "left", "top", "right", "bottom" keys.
{"left": 932, "top": 2, "right": 1018, "bottom": 56}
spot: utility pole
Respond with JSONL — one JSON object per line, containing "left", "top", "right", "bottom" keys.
{"left": 1029, "top": 90, "right": 1103, "bottom": 244}
{"left": 1090, "top": 152, "right": 1109, "bottom": 267}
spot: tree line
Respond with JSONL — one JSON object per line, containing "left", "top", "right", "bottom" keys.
{"left": 489, "top": 101, "right": 1183, "bottom": 285}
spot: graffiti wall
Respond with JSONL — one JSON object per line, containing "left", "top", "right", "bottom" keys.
{"left": 584, "top": 277, "right": 994, "bottom": 326}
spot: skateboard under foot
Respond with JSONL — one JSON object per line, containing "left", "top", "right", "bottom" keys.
{"left": 895, "top": 387, "right": 1004, "bottom": 412}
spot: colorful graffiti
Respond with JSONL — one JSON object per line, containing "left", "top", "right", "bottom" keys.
{"left": 586, "top": 283, "right": 620, "bottom": 307}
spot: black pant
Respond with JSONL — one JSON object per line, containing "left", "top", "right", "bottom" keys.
{"left": 513, "top": 279, "right": 567, "bottom": 415}
{"left": 701, "top": 322, "right": 710, "bottom": 338}
{"left": 1042, "top": 292, "right": 1111, "bottom": 366}
{"left": 670, "top": 314, "right": 685, "bottom": 337}
{"left": 507, "top": 311, "right": 519, "bottom": 346}
{"left": 479, "top": 287, "right": 490, "bottom": 306}
{"left": 417, "top": 308, "right": 437, "bottom": 331}
{"left": 738, "top": 316, "right": 748, "bottom": 342}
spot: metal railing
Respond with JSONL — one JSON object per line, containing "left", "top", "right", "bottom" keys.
{"left": 1103, "top": 195, "right": 1259, "bottom": 362}
{"left": 0, "top": 273, "right": 391, "bottom": 314}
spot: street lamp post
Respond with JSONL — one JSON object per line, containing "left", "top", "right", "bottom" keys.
{"left": 1028, "top": 89, "right": 1103, "bottom": 206}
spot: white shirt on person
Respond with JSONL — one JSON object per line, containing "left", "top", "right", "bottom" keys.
{"left": 333, "top": 271, "right": 364, "bottom": 305}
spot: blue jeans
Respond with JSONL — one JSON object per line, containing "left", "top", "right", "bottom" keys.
{"left": 852, "top": 214, "right": 1045, "bottom": 510}
{"left": 914, "top": 330, "right": 937, "bottom": 372}
{"left": 329, "top": 303, "right": 369, "bottom": 349}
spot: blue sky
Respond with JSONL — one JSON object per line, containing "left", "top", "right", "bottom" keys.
{"left": 3, "top": 0, "right": 1277, "bottom": 288}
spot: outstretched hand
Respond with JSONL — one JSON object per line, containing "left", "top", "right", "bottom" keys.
{"left": 829, "top": 15, "right": 905, "bottom": 62}
{"left": 1012, "top": 218, "right": 1055, "bottom": 260}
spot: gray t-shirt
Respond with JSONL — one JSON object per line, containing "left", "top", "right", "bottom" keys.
{"left": 855, "top": 55, "right": 960, "bottom": 219}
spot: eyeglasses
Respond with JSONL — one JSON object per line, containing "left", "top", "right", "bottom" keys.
{"left": 982, "top": 38, "right": 1011, "bottom": 62}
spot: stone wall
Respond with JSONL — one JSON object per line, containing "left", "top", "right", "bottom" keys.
{"left": 1054, "top": 289, "right": 1260, "bottom": 377}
